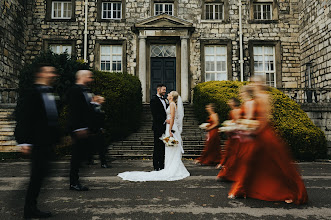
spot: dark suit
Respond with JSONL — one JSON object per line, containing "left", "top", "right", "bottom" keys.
{"left": 14, "top": 84, "right": 60, "bottom": 211}
{"left": 150, "top": 94, "right": 168, "bottom": 170}
{"left": 89, "top": 102, "right": 107, "bottom": 164}
{"left": 66, "top": 84, "right": 93, "bottom": 185}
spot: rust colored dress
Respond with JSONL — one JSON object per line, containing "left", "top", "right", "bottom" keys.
{"left": 196, "top": 118, "right": 221, "bottom": 165}
{"left": 217, "top": 112, "right": 241, "bottom": 181}
{"left": 228, "top": 102, "right": 308, "bottom": 205}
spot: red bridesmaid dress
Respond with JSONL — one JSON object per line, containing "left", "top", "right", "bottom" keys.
{"left": 217, "top": 112, "right": 241, "bottom": 181}
{"left": 228, "top": 102, "right": 308, "bottom": 204}
{"left": 196, "top": 118, "right": 222, "bottom": 165}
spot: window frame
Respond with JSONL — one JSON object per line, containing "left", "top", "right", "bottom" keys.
{"left": 43, "top": 39, "right": 76, "bottom": 57}
{"left": 200, "top": 40, "right": 232, "bottom": 82}
{"left": 100, "top": 45, "right": 123, "bottom": 72}
{"left": 201, "top": 0, "right": 229, "bottom": 23}
{"left": 95, "top": 40, "right": 127, "bottom": 72}
{"left": 151, "top": 0, "right": 178, "bottom": 17}
{"left": 249, "top": 0, "right": 279, "bottom": 23}
{"left": 97, "top": 0, "right": 126, "bottom": 22}
{"left": 249, "top": 40, "right": 282, "bottom": 88}
{"left": 253, "top": 46, "right": 276, "bottom": 87}
{"left": 101, "top": 2, "right": 122, "bottom": 20}
{"left": 46, "top": 0, "right": 76, "bottom": 22}
{"left": 205, "top": 3, "right": 224, "bottom": 20}
{"left": 154, "top": 2, "right": 174, "bottom": 16}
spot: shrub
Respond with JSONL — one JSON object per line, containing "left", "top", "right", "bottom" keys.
{"left": 90, "top": 70, "right": 143, "bottom": 142}
{"left": 16, "top": 51, "right": 143, "bottom": 156}
{"left": 193, "top": 81, "right": 327, "bottom": 160}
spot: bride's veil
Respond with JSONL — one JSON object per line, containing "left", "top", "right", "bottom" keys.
{"left": 176, "top": 95, "right": 184, "bottom": 134}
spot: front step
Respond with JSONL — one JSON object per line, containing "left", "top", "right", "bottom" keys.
{"left": 106, "top": 104, "right": 212, "bottom": 159}
{"left": 0, "top": 104, "right": 18, "bottom": 152}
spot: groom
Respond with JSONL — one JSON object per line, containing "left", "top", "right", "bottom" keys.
{"left": 150, "top": 84, "right": 168, "bottom": 171}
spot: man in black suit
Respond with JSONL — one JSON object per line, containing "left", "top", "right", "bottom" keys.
{"left": 15, "top": 64, "right": 60, "bottom": 219}
{"left": 67, "top": 70, "right": 94, "bottom": 191}
{"left": 150, "top": 84, "right": 168, "bottom": 171}
{"left": 88, "top": 95, "right": 110, "bottom": 168}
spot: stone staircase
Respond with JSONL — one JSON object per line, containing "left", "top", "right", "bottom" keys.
{"left": 108, "top": 104, "right": 208, "bottom": 159}
{"left": 0, "top": 104, "right": 19, "bottom": 152}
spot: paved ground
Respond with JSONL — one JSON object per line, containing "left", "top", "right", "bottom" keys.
{"left": 0, "top": 159, "right": 330, "bottom": 220}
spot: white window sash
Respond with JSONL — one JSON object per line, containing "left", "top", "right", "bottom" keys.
{"left": 254, "top": 3, "right": 272, "bottom": 20}
{"left": 50, "top": 45, "right": 72, "bottom": 55}
{"left": 100, "top": 45, "right": 122, "bottom": 72}
{"left": 154, "top": 3, "right": 174, "bottom": 16}
{"left": 205, "top": 4, "right": 224, "bottom": 20}
{"left": 102, "top": 2, "right": 122, "bottom": 19}
{"left": 254, "top": 46, "right": 276, "bottom": 87}
{"left": 52, "top": 1, "right": 72, "bottom": 19}
{"left": 205, "top": 46, "right": 227, "bottom": 81}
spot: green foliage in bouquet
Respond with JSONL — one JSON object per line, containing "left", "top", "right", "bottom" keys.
{"left": 193, "top": 81, "right": 327, "bottom": 160}
{"left": 90, "top": 70, "right": 143, "bottom": 142}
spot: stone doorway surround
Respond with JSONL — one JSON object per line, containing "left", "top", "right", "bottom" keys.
{"left": 133, "top": 14, "right": 194, "bottom": 103}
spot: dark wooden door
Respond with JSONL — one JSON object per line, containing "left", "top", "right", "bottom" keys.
{"left": 150, "top": 57, "right": 176, "bottom": 99}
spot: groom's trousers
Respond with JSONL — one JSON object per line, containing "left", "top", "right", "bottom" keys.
{"left": 153, "top": 131, "right": 165, "bottom": 170}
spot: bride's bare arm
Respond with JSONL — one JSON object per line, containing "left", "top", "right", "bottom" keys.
{"left": 169, "top": 102, "right": 176, "bottom": 137}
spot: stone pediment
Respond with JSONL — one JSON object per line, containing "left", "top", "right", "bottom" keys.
{"left": 134, "top": 14, "right": 194, "bottom": 30}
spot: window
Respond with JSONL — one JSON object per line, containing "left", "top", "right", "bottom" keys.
{"left": 154, "top": 3, "right": 174, "bottom": 16}
{"left": 253, "top": 3, "right": 272, "bottom": 20}
{"left": 49, "top": 44, "right": 72, "bottom": 55}
{"left": 51, "top": 1, "right": 72, "bottom": 19}
{"left": 205, "top": 4, "right": 224, "bottom": 20}
{"left": 100, "top": 45, "right": 122, "bottom": 71}
{"left": 205, "top": 46, "right": 227, "bottom": 81}
{"left": 253, "top": 46, "right": 276, "bottom": 87}
{"left": 102, "top": 2, "right": 122, "bottom": 19}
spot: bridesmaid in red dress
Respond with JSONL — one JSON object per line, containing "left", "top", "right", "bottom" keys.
{"left": 195, "top": 103, "right": 221, "bottom": 165}
{"left": 216, "top": 98, "right": 242, "bottom": 182}
{"left": 228, "top": 84, "right": 308, "bottom": 205}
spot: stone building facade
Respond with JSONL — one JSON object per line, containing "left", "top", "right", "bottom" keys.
{"left": 1, "top": 0, "right": 330, "bottom": 103}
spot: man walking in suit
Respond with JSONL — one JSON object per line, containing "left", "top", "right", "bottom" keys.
{"left": 15, "top": 64, "right": 60, "bottom": 218}
{"left": 150, "top": 84, "right": 168, "bottom": 171}
{"left": 67, "top": 70, "right": 94, "bottom": 191}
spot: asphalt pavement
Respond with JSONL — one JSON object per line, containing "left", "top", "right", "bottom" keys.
{"left": 0, "top": 159, "right": 330, "bottom": 220}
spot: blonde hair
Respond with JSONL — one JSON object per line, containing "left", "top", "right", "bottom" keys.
{"left": 170, "top": 91, "right": 179, "bottom": 103}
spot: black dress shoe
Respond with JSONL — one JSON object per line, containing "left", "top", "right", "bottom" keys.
{"left": 69, "top": 184, "right": 89, "bottom": 191}
{"left": 101, "top": 163, "right": 111, "bottom": 168}
{"left": 24, "top": 209, "right": 52, "bottom": 219}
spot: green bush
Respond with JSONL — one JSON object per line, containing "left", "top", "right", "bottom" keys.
{"left": 16, "top": 51, "right": 143, "bottom": 156}
{"left": 193, "top": 81, "right": 327, "bottom": 160}
{"left": 90, "top": 70, "right": 142, "bottom": 142}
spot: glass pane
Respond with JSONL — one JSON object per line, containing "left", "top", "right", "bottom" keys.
{"left": 265, "top": 47, "right": 273, "bottom": 54}
{"left": 206, "top": 73, "right": 211, "bottom": 81}
{"left": 217, "top": 73, "right": 227, "bottom": 81}
{"left": 106, "top": 63, "right": 111, "bottom": 71}
{"left": 206, "top": 5, "right": 211, "bottom": 19}
{"left": 210, "top": 73, "right": 215, "bottom": 81}
{"left": 254, "top": 46, "right": 263, "bottom": 54}
{"left": 113, "top": 46, "right": 122, "bottom": 54}
{"left": 205, "top": 46, "right": 214, "bottom": 55}
{"left": 101, "top": 46, "right": 111, "bottom": 54}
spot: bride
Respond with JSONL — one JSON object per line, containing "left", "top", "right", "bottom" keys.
{"left": 118, "top": 91, "right": 190, "bottom": 181}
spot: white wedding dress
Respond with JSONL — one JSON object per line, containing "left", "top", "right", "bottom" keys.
{"left": 118, "top": 97, "right": 190, "bottom": 181}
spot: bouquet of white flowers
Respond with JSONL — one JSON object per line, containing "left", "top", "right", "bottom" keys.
{"left": 199, "top": 123, "right": 210, "bottom": 130}
{"left": 218, "top": 119, "right": 259, "bottom": 132}
{"left": 160, "top": 134, "right": 179, "bottom": 147}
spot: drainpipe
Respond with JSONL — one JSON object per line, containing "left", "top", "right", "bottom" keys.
{"left": 238, "top": 0, "right": 244, "bottom": 82}
{"left": 84, "top": 0, "right": 88, "bottom": 62}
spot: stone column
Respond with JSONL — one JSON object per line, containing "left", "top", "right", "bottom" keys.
{"left": 139, "top": 36, "right": 147, "bottom": 103}
{"left": 181, "top": 36, "right": 189, "bottom": 102}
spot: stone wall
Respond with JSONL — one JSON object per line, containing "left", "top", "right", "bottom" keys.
{"left": 24, "top": 0, "right": 301, "bottom": 89}
{"left": 299, "top": 0, "right": 331, "bottom": 88}
{"left": 0, "top": 0, "right": 27, "bottom": 103}
{"left": 301, "top": 104, "right": 331, "bottom": 155}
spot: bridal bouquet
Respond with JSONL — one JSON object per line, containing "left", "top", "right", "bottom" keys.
{"left": 199, "top": 123, "right": 210, "bottom": 130}
{"left": 219, "top": 119, "right": 259, "bottom": 132}
{"left": 160, "top": 134, "right": 179, "bottom": 147}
